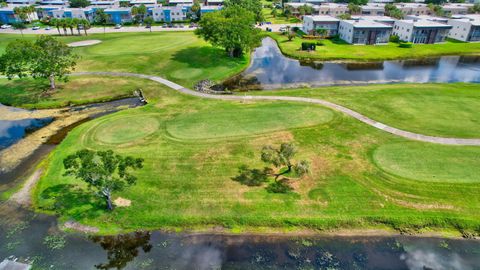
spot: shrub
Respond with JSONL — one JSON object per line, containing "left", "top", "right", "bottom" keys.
{"left": 316, "top": 40, "right": 324, "bottom": 46}
{"left": 301, "top": 42, "right": 316, "bottom": 51}
{"left": 302, "top": 35, "right": 317, "bottom": 39}
{"left": 399, "top": 42, "right": 413, "bottom": 48}
{"left": 266, "top": 180, "right": 293, "bottom": 193}
{"left": 389, "top": 35, "right": 400, "bottom": 43}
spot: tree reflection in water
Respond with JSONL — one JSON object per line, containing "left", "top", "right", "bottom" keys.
{"left": 91, "top": 231, "right": 152, "bottom": 270}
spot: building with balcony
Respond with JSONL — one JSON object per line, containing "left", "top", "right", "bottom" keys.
{"left": 395, "top": 3, "right": 431, "bottom": 16}
{"left": 448, "top": 15, "right": 480, "bottom": 42}
{"left": 315, "top": 3, "right": 348, "bottom": 17}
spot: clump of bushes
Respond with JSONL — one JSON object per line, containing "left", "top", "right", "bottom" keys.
{"left": 301, "top": 42, "right": 316, "bottom": 51}
{"left": 399, "top": 42, "right": 413, "bottom": 48}
{"left": 316, "top": 40, "right": 324, "bottom": 46}
{"left": 389, "top": 35, "right": 400, "bottom": 43}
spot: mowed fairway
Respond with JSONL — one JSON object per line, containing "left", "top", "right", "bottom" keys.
{"left": 34, "top": 79, "right": 480, "bottom": 234}
{"left": 251, "top": 83, "right": 480, "bottom": 138}
{"left": 0, "top": 32, "right": 249, "bottom": 88}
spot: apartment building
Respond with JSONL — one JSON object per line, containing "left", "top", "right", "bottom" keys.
{"left": 152, "top": 4, "right": 187, "bottom": 22}
{"left": 395, "top": 3, "right": 431, "bottom": 16}
{"left": 351, "top": 15, "right": 396, "bottom": 25}
{"left": 393, "top": 19, "right": 452, "bottom": 44}
{"left": 302, "top": 15, "right": 339, "bottom": 36}
{"left": 442, "top": 4, "right": 472, "bottom": 16}
{"left": 50, "top": 7, "right": 95, "bottom": 21}
{"left": 448, "top": 15, "right": 480, "bottom": 42}
{"left": 316, "top": 3, "right": 348, "bottom": 16}
{"left": 361, "top": 3, "right": 385, "bottom": 16}
{"left": 405, "top": 15, "right": 448, "bottom": 24}
{"left": 338, "top": 19, "right": 392, "bottom": 44}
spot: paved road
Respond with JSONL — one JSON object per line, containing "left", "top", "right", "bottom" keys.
{"left": 0, "top": 25, "right": 196, "bottom": 35}
{"left": 74, "top": 71, "right": 480, "bottom": 146}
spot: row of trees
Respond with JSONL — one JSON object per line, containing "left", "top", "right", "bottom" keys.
{"left": 49, "top": 18, "right": 91, "bottom": 36}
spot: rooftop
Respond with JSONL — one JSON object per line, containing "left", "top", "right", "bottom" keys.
{"left": 343, "top": 19, "right": 393, "bottom": 28}
{"left": 351, "top": 15, "right": 396, "bottom": 22}
{"left": 305, "top": 15, "right": 339, "bottom": 22}
{"left": 398, "top": 19, "right": 452, "bottom": 28}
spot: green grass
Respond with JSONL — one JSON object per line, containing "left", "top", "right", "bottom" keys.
{"left": 0, "top": 32, "right": 249, "bottom": 88}
{"left": 33, "top": 78, "right": 480, "bottom": 234}
{"left": 374, "top": 142, "right": 480, "bottom": 183}
{"left": 0, "top": 76, "right": 158, "bottom": 109}
{"left": 248, "top": 83, "right": 480, "bottom": 138}
{"left": 267, "top": 32, "right": 480, "bottom": 61}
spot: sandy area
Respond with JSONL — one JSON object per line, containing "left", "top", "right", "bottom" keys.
{"left": 9, "top": 169, "right": 42, "bottom": 207}
{"left": 68, "top": 40, "right": 102, "bottom": 47}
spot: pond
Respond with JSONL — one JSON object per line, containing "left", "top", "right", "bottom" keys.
{"left": 223, "top": 38, "right": 480, "bottom": 90}
{"left": 0, "top": 204, "right": 479, "bottom": 270}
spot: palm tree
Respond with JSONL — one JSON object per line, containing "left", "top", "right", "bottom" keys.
{"left": 65, "top": 18, "right": 74, "bottom": 35}
{"left": 73, "top": 18, "right": 81, "bottom": 35}
{"left": 51, "top": 18, "right": 61, "bottom": 35}
{"left": 12, "top": 22, "right": 26, "bottom": 37}
{"left": 316, "top": 28, "right": 328, "bottom": 39}
{"left": 82, "top": 19, "right": 91, "bottom": 36}
{"left": 144, "top": 16, "right": 154, "bottom": 32}
{"left": 60, "top": 19, "right": 68, "bottom": 35}
{"left": 95, "top": 9, "right": 109, "bottom": 35}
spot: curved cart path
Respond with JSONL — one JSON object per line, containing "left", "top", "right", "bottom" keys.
{"left": 74, "top": 72, "right": 480, "bottom": 146}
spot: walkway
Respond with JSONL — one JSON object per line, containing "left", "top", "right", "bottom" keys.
{"left": 74, "top": 72, "right": 480, "bottom": 146}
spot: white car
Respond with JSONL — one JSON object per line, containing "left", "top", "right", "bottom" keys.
{"left": 32, "top": 26, "right": 40, "bottom": 30}
{"left": 114, "top": 24, "right": 122, "bottom": 29}
{"left": 45, "top": 26, "right": 51, "bottom": 30}
{"left": 1, "top": 24, "right": 12, "bottom": 29}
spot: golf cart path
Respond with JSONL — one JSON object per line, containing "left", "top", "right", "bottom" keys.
{"left": 74, "top": 71, "right": 480, "bottom": 146}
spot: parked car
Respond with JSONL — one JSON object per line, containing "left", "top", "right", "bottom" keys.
{"left": 114, "top": 24, "right": 122, "bottom": 29}
{"left": 279, "top": 26, "right": 287, "bottom": 32}
{"left": 1, "top": 24, "right": 12, "bottom": 29}
{"left": 32, "top": 26, "right": 40, "bottom": 30}
{"left": 45, "top": 26, "right": 51, "bottom": 30}
{"left": 162, "top": 23, "right": 167, "bottom": 28}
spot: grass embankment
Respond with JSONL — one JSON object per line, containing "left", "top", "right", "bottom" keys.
{"left": 33, "top": 79, "right": 480, "bottom": 235}
{"left": 249, "top": 83, "right": 480, "bottom": 139}
{"left": 0, "top": 76, "right": 154, "bottom": 109}
{"left": 267, "top": 32, "right": 480, "bottom": 61}
{"left": 0, "top": 32, "right": 249, "bottom": 88}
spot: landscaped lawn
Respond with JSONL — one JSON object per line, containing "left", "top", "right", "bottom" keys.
{"left": 33, "top": 77, "right": 480, "bottom": 235}
{"left": 267, "top": 32, "right": 480, "bottom": 61}
{"left": 248, "top": 83, "right": 480, "bottom": 138}
{"left": 0, "top": 32, "right": 249, "bottom": 88}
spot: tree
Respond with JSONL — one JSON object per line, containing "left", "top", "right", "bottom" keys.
{"left": 13, "top": 6, "right": 28, "bottom": 22}
{"left": 0, "top": 1, "right": 7, "bottom": 7}
{"left": 136, "top": 4, "right": 147, "bottom": 23}
{"left": 224, "top": 0, "right": 263, "bottom": 22}
{"left": 188, "top": 0, "right": 202, "bottom": 21}
{"left": 0, "top": 35, "right": 79, "bottom": 90}
{"left": 50, "top": 18, "right": 62, "bottom": 35}
{"left": 261, "top": 143, "right": 309, "bottom": 181}
{"left": 82, "top": 19, "right": 91, "bottom": 35}
{"left": 469, "top": 3, "right": 480, "bottom": 13}
{"left": 195, "top": 7, "right": 261, "bottom": 58}
{"left": 270, "top": 8, "right": 278, "bottom": 18}
{"left": 63, "top": 149, "right": 144, "bottom": 211}
{"left": 287, "top": 31, "right": 296, "bottom": 41}
{"left": 60, "top": 18, "right": 68, "bottom": 35}
{"left": 428, "top": 3, "right": 445, "bottom": 17}
{"left": 144, "top": 16, "right": 154, "bottom": 32}
{"left": 348, "top": 3, "right": 361, "bottom": 15}
{"left": 69, "top": 0, "right": 91, "bottom": 8}
{"left": 338, "top": 13, "right": 351, "bottom": 20}
{"left": 12, "top": 22, "right": 27, "bottom": 37}
{"left": 385, "top": 4, "right": 404, "bottom": 19}
{"left": 316, "top": 28, "right": 328, "bottom": 38}
{"left": 95, "top": 8, "right": 109, "bottom": 34}
{"left": 119, "top": 1, "right": 130, "bottom": 7}
{"left": 335, "top": 0, "right": 367, "bottom": 5}
{"left": 66, "top": 18, "right": 75, "bottom": 35}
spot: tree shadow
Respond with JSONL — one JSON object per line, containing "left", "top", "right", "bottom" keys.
{"left": 170, "top": 46, "right": 248, "bottom": 70}
{"left": 40, "top": 184, "right": 104, "bottom": 220}
{"left": 231, "top": 165, "right": 271, "bottom": 187}
{"left": 0, "top": 78, "right": 52, "bottom": 106}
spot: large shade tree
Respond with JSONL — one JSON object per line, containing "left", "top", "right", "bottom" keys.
{"left": 63, "top": 149, "right": 144, "bottom": 211}
{"left": 0, "top": 35, "right": 78, "bottom": 90}
{"left": 224, "top": 0, "right": 263, "bottom": 22}
{"left": 195, "top": 7, "right": 261, "bottom": 58}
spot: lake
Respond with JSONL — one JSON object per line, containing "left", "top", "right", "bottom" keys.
{"left": 223, "top": 38, "right": 480, "bottom": 90}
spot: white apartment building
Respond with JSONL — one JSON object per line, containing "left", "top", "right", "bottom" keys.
{"left": 302, "top": 15, "right": 340, "bottom": 36}
{"left": 351, "top": 15, "right": 396, "bottom": 25}
{"left": 315, "top": 3, "right": 348, "bottom": 17}
{"left": 338, "top": 19, "right": 392, "bottom": 44}
{"left": 152, "top": 5, "right": 187, "bottom": 22}
{"left": 405, "top": 15, "right": 448, "bottom": 24}
{"left": 361, "top": 3, "right": 385, "bottom": 16}
{"left": 393, "top": 19, "right": 452, "bottom": 44}
{"left": 50, "top": 7, "right": 94, "bottom": 20}
{"left": 395, "top": 3, "right": 431, "bottom": 16}
{"left": 442, "top": 4, "right": 472, "bottom": 16}
{"left": 448, "top": 15, "right": 480, "bottom": 42}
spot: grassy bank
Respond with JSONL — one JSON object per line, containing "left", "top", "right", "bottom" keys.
{"left": 267, "top": 32, "right": 480, "bottom": 61}
{"left": 33, "top": 80, "right": 480, "bottom": 235}
{"left": 248, "top": 83, "right": 480, "bottom": 138}
{"left": 0, "top": 32, "right": 249, "bottom": 88}
{"left": 0, "top": 76, "right": 163, "bottom": 109}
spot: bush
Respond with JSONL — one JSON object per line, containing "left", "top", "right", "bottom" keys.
{"left": 389, "top": 35, "right": 400, "bottom": 43}
{"left": 302, "top": 35, "right": 317, "bottom": 39}
{"left": 266, "top": 180, "right": 293, "bottom": 193}
{"left": 301, "top": 42, "right": 316, "bottom": 51}
{"left": 399, "top": 42, "right": 413, "bottom": 48}
{"left": 316, "top": 40, "right": 324, "bottom": 46}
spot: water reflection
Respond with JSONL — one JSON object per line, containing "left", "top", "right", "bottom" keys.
{"left": 0, "top": 116, "right": 53, "bottom": 150}
{"left": 224, "top": 38, "right": 480, "bottom": 90}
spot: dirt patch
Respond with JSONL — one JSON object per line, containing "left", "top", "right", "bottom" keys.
{"left": 63, "top": 220, "right": 99, "bottom": 233}
{"left": 67, "top": 40, "right": 102, "bottom": 47}
{"left": 9, "top": 169, "right": 42, "bottom": 207}
{"left": 114, "top": 197, "right": 131, "bottom": 207}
